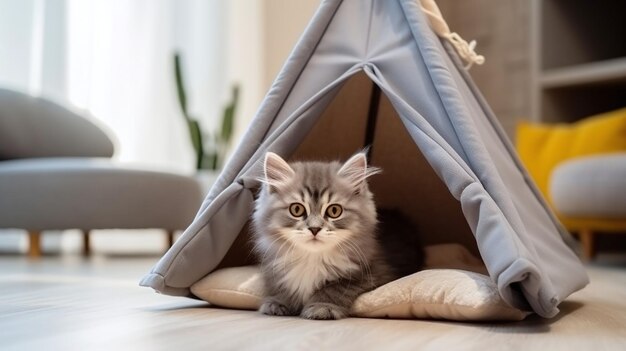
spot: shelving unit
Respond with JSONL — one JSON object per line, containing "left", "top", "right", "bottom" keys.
{"left": 529, "top": 0, "right": 626, "bottom": 259}
{"left": 530, "top": 0, "right": 626, "bottom": 122}
{"left": 540, "top": 57, "right": 626, "bottom": 88}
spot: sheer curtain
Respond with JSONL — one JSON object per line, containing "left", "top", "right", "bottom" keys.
{"left": 0, "top": 0, "right": 253, "bottom": 173}
{"left": 67, "top": 0, "right": 223, "bottom": 171}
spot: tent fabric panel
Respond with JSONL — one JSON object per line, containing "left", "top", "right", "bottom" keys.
{"left": 366, "top": 0, "right": 469, "bottom": 160}
{"left": 435, "top": 31, "right": 588, "bottom": 309}
{"left": 140, "top": 182, "right": 254, "bottom": 295}
{"left": 460, "top": 182, "right": 558, "bottom": 317}
{"left": 166, "top": 186, "right": 255, "bottom": 288}
{"left": 445, "top": 41, "right": 580, "bottom": 251}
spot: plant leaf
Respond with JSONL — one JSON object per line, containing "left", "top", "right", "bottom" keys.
{"left": 220, "top": 85, "right": 240, "bottom": 142}
{"left": 188, "top": 119, "right": 204, "bottom": 169}
{"left": 204, "top": 152, "right": 218, "bottom": 171}
{"left": 174, "top": 53, "right": 188, "bottom": 118}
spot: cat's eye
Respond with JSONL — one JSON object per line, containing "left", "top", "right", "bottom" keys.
{"left": 289, "top": 203, "right": 306, "bottom": 217}
{"left": 326, "top": 204, "right": 343, "bottom": 218}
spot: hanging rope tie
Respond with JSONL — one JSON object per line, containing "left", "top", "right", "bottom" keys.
{"left": 443, "top": 32, "right": 485, "bottom": 69}
{"left": 419, "top": 0, "right": 485, "bottom": 69}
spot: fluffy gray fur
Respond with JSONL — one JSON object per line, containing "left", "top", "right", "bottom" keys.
{"left": 252, "top": 151, "right": 423, "bottom": 320}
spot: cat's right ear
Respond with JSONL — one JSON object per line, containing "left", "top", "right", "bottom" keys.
{"left": 337, "top": 152, "right": 381, "bottom": 193}
{"left": 263, "top": 152, "right": 295, "bottom": 193}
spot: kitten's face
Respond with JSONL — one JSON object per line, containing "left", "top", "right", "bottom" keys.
{"left": 254, "top": 152, "right": 379, "bottom": 254}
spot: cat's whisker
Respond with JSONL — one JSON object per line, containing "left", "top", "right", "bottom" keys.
{"left": 258, "top": 235, "right": 286, "bottom": 265}
{"left": 250, "top": 236, "right": 271, "bottom": 254}
{"left": 334, "top": 242, "right": 357, "bottom": 299}
{"left": 282, "top": 241, "right": 298, "bottom": 273}
{"left": 339, "top": 239, "right": 366, "bottom": 269}
{"left": 334, "top": 239, "right": 362, "bottom": 282}
{"left": 342, "top": 240, "right": 373, "bottom": 284}
{"left": 274, "top": 239, "right": 294, "bottom": 271}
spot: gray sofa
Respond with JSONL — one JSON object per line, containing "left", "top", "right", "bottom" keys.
{"left": 0, "top": 88, "right": 203, "bottom": 257}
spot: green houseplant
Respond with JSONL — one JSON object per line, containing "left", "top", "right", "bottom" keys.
{"left": 174, "top": 52, "right": 239, "bottom": 171}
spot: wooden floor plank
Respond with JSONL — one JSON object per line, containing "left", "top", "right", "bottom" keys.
{"left": 1, "top": 255, "right": 625, "bottom": 350}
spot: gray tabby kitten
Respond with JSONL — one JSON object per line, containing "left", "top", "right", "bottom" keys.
{"left": 252, "top": 151, "right": 423, "bottom": 320}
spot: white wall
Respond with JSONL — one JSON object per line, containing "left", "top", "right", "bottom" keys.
{"left": 225, "top": 0, "right": 318, "bottom": 149}
{"left": 226, "top": 0, "right": 266, "bottom": 151}
{"left": 262, "top": 0, "right": 319, "bottom": 91}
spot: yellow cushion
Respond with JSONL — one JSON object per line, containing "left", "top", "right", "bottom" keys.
{"left": 560, "top": 217, "right": 626, "bottom": 233}
{"left": 517, "top": 107, "right": 626, "bottom": 197}
{"left": 516, "top": 108, "right": 626, "bottom": 230}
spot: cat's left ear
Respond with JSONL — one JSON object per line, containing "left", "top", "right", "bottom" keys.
{"left": 337, "top": 152, "right": 380, "bottom": 192}
{"left": 263, "top": 152, "right": 295, "bottom": 193}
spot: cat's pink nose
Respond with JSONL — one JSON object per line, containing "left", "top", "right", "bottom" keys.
{"left": 309, "top": 227, "right": 321, "bottom": 236}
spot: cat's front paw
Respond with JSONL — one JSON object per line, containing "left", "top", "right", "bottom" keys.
{"left": 301, "top": 303, "right": 348, "bottom": 320}
{"left": 259, "top": 300, "right": 294, "bottom": 316}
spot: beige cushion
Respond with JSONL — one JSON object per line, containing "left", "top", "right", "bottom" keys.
{"left": 190, "top": 245, "right": 528, "bottom": 321}
{"left": 351, "top": 269, "right": 527, "bottom": 320}
{"left": 192, "top": 265, "right": 262, "bottom": 310}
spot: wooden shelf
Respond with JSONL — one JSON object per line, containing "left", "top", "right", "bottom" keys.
{"left": 531, "top": 0, "right": 626, "bottom": 122}
{"left": 541, "top": 57, "right": 626, "bottom": 89}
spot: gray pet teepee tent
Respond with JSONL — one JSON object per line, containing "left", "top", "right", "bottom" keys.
{"left": 141, "top": 0, "right": 588, "bottom": 318}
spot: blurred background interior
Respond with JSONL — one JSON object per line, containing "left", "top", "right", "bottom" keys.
{"left": 0, "top": 0, "right": 624, "bottom": 260}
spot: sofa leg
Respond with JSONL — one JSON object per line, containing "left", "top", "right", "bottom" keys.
{"left": 166, "top": 230, "right": 175, "bottom": 248}
{"left": 28, "top": 231, "right": 42, "bottom": 258}
{"left": 82, "top": 230, "right": 91, "bottom": 257}
{"left": 579, "top": 229, "right": 595, "bottom": 260}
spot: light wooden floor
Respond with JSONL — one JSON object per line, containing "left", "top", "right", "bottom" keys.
{"left": 2, "top": 254, "right": 625, "bottom": 351}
